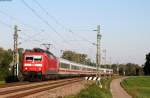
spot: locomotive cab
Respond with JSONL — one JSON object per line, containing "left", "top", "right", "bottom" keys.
{"left": 23, "top": 55, "right": 43, "bottom": 72}
{"left": 22, "top": 52, "right": 44, "bottom": 81}
{"left": 21, "top": 48, "right": 58, "bottom": 81}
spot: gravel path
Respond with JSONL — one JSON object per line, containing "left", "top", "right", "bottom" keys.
{"left": 110, "top": 77, "right": 132, "bottom": 98}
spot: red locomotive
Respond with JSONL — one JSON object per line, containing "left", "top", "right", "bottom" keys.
{"left": 22, "top": 48, "right": 59, "bottom": 80}
{"left": 21, "top": 48, "right": 113, "bottom": 81}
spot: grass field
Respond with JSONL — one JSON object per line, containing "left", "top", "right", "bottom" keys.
{"left": 0, "top": 81, "right": 5, "bottom": 84}
{"left": 121, "top": 76, "right": 150, "bottom": 98}
{"left": 66, "top": 77, "right": 112, "bottom": 98}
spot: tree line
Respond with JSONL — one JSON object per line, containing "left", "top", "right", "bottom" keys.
{"left": 101, "top": 63, "right": 143, "bottom": 76}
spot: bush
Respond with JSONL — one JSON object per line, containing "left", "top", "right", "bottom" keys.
{"left": 67, "top": 77, "right": 112, "bottom": 98}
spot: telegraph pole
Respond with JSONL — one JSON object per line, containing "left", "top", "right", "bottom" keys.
{"left": 13, "top": 25, "right": 20, "bottom": 77}
{"left": 96, "top": 25, "right": 101, "bottom": 76}
{"left": 102, "top": 49, "right": 106, "bottom": 65}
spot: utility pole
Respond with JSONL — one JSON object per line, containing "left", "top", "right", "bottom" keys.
{"left": 97, "top": 25, "right": 101, "bottom": 76}
{"left": 102, "top": 49, "right": 106, "bottom": 65}
{"left": 109, "top": 57, "right": 112, "bottom": 69}
{"left": 13, "top": 25, "right": 20, "bottom": 77}
{"left": 94, "top": 25, "right": 101, "bottom": 76}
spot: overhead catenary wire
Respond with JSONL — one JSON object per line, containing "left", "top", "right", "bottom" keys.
{"left": 32, "top": 0, "right": 97, "bottom": 58}
{"left": 0, "top": 8, "right": 64, "bottom": 53}
{"left": 0, "top": 16, "right": 44, "bottom": 47}
{"left": 0, "top": 10, "right": 40, "bottom": 32}
{"left": 1, "top": 0, "right": 96, "bottom": 57}
{"left": 0, "top": 10, "right": 45, "bottom": 42}
{"left": 1, "top": 9, "right": 67, "bottom": 49}
{"left": 21, "top": 0, "right": 71, "bottom": 46}
{"left": 0, "top": 9, "right": 58, "bottom": 48}
{"left": 32, "top": 0, "right": 95, "bottom": 45}
{"left": 0, "top": 20, "right": 31, "bottom": 40}
{"left": 0, "top": 20, "right": 12, "bottom": 28}
{"left": 0, "top": 17, "right": 61, "bottom": 52}
{"left": 33, "top": 0, "right": 69, "bottom": 31}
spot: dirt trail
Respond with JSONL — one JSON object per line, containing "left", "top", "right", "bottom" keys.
{"left": 110, "top": 77, "right": 132, "bottom": 98}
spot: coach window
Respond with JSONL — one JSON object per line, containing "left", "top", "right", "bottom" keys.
{"left": 60, "top": 63, "right": 70, "bottom": 69}
{"left": 88, "top": 68, "right": 90, "bottom": 71}
{"left": 71, "top": 65, "right": 80, "bottom": 70}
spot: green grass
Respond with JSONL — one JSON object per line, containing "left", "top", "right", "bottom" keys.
{"left": 66, "top": 77, "right": 112, "bottom": 98}
{"left": 121, "top": 76, "right": 150, "bottom": 98}
{"left": 0, "top": 81, "right": 5, "bottom": 84}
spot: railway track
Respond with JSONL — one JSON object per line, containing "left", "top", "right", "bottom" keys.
{"left": 0, "top": 82, "right": 30, "bottom": 88}
{"left": 0, "top": 78, "right": 82, "bottom": 98}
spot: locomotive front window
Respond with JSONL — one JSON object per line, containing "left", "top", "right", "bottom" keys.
{"left": 26, "top": 56, "right": 33, "bottom": 61}
{"left": 34, "top": 56, "right": 42, "bottom": 61}
{"left": 25, "top": 56, "right": 42, "bottom": 61}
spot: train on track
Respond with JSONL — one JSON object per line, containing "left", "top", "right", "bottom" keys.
{"left": 21, "top": 48, "right": 113, "bottom": 81}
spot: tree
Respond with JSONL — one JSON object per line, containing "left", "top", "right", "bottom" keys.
{"left": 107, "top": 63, "right": 143, "bottom": 76}
{"left": 111, "top": 64, "right": 117, "bottom": 74}
{"left": 0, "top": 48, "right": 13, "bottom": 80}
{"left": 61, "top": 50, "right": 93, "bottom": 65}
{"left": 0, "top": 47, "right": 4, "bottom": 66}
{"left": 143, "top": 53, "right": 150, "bottom": 75}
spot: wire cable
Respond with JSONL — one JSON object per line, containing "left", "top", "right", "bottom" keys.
{"left": 22, "top": 0, "right": 71, "bottom": 46}
{"left": 0, "top": 20, "right": 12, "bottom": 28}
{"left": 33, "top": 0, "right": 95, "bottom": 45}
{"left": 0, "top": 10, "right": 45, "bottom": 41}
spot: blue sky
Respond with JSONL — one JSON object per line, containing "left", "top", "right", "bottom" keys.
{"left": 0, "top": 0, "right": 150, "bottom": 65}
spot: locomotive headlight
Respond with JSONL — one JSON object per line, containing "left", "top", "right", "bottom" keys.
{"left": 25, "top": 67, "right": 28, "bottom": 70}
{"left": 38, "top": 68, "right": 41, "bottom": 70}
{"left": 24, "top": 64, "right": 31, "bottom": 66}
{"left": 35, "top": 64, "right": 42, "bottom": 66}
